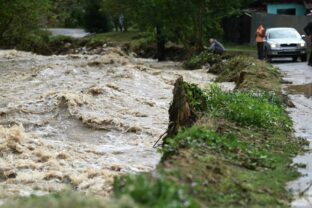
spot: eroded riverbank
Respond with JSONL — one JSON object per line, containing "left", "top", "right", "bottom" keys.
{"left": 0, "top": 49, "right": 234, "bottom": 200}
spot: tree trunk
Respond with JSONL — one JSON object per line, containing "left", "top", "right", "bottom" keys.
{"left": 156, "top": 26, "right": 165, "bottom": 61}
{"left": 164, "top": 77, "right": 197, "bottom": 141}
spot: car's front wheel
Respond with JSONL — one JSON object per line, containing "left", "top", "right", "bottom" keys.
{"left": 301, "top": 54, "right": 307, "bottom": 62}
{"left": 292, "top": 56, "right": 298, "bottom": 62}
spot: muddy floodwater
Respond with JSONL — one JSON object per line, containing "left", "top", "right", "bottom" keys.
{"left": 0, "top": 49, "right": 234, "bottom": 200}
{"left": 287, "top": 83, "right": 312, "bottom": 98}
{"left": 278, "top": 62, "right": 312, "bottom": 207}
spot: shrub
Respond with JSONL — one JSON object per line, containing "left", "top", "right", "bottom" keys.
{"left": 205, "top": 85, "right": 292, "bottom": 131}
{"left": 114, "top": 174, "right": 198, "bottom": 208}
{"left": 183, "top": 51, "right": 224, "bottom": 70}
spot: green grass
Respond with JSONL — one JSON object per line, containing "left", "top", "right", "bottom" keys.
{"left": 205, "top": 85, "right": 292, "bottom": 131}
{"left": 83, "top": 31, "right": 149, "bottom": 43}
{"left": 113, "top": 123, "right": 305, "bottom": 207}
{"left": 224, "top": 43, "right": 256, "bottom": 51}
{"left": 224, "top": 43, "right": 257, "bottom": 58}
{"left": 162, "top": 126, "right": 272, "bottom": 170}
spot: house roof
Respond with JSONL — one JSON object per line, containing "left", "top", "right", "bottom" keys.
{"left": 249, "top": 0, "right": 312, "bottom": 12}
{"left": 304, "top": 1, "right": 312, "bottom": 9}
{"left": 262, "top": 0, "right": 312, "bottom": 3}
{"left": 250, "top": 0, "right": 312, "bottom": 9}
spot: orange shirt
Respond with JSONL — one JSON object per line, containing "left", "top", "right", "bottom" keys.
{"left": 256, "top": 25, "right": 265, "bottom": 43}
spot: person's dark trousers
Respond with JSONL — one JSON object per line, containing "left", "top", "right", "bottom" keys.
{"left": 309, "top": 51, "right": 312, "bottom": 66}
{"left": 257, "top": 42, "right": 264, "bottom": 60}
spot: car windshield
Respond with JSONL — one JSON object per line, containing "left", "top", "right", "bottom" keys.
{"left": 268, "top": 29, "right": 300, "bottom": 39}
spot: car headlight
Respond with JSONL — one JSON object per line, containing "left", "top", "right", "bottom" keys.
{"left": 300, "top": 42, "right": 306, "bottom": 47}
{"left": 270, "top": 43, "right": 277, "bottom": 48}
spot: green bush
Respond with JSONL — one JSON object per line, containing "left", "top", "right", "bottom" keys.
{"left": 183, "top": 51, "right": 224, "bottom": 70}
{"left": 205, "top": 85, "right": 292, "bottom": 131}
{"left": 114, "top": 174, "right": 198, "bottom": 208}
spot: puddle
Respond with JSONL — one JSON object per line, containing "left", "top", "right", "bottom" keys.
{"left": 276, "top": 62, "right": 312, "bottom": 208}
{"left": 286, "top": 83, "right": 312, "bottom": 98}
{"left": 0, "top": 49, "right": 232, "bottom": 200}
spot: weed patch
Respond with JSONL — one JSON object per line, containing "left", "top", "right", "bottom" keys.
{"left": 215, "top": 56, "right": 281, "bottom": 91}
{"left": 162, "top": 126, "right": 272, "bottom": 170}
{"left": 205, "top": 85, "right": 292, "bottom": 131}
{"left": 183, "top": 51, "right": 226, "bottom": 70}
{"left": 114, "top": 174, "right": 199, "bottom": 207}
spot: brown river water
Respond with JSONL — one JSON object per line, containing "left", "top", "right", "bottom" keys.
{"left": 0, "top": 48, "right": 234, "bottom": 201}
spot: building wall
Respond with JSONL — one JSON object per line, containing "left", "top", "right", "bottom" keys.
{"left": 250, "top": 12, "right": 312, "bottom": 43}
{"left": 267, "top": 3, "right": 306, "bottom": 16}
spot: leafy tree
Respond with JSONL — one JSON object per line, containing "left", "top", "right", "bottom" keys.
{"left": 104, "top": 0, "right": 252, "bottom": 60}
{"left": 0, "top": 0, "right": 50, "bottom": 48}
{"left": 49, "top": 0, "right": 85, "bottom": 27}
{"left": 83, "top": 0, "right": 112, "bottom": 33}
{"left": 102, "top": 0, "right": 131, "bottom": 32}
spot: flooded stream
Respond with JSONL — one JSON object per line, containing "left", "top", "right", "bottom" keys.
{"left": 278, "top": 62, "right": 312, "bottom": 208}
{"left": 0, "top": 49, "right": 233, "bottom": 200}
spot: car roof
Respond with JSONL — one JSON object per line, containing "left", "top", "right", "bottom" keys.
{"left": 266, "top": 27, "right": 297, "bottom": 32}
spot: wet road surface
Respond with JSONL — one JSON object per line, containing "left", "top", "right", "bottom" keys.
{"left": 46, "top": 28, "right": 90, "bottom": 38}
{"left": 276, "top": 61, "right": 312, "bottom": 208}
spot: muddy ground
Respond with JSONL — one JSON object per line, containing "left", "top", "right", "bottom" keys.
{"left": 0, "top": 48, "right": 234, "bottom": 200}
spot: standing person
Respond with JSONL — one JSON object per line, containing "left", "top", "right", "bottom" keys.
{"left": 304, "top": 21, "right": 312, "bottom": 65}
{"left": 208, "top": 38, "right": 225, "bottom": 55}
{"left": 255, "top": 24, "right": 265, "bottom": 60}
{"left": 119, "top": 14, "right": 125, "bottom": 32}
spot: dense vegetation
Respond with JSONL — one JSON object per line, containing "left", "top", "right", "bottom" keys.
{"left": 0, "top": 0, "right": 50, "bottom": 50}
{"left": 0, "top": 0, "right": 254, "bottom": 59}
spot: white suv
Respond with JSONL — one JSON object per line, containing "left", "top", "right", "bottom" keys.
{"left": 264, "top": 27, "right": 307, "bottom": 62}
